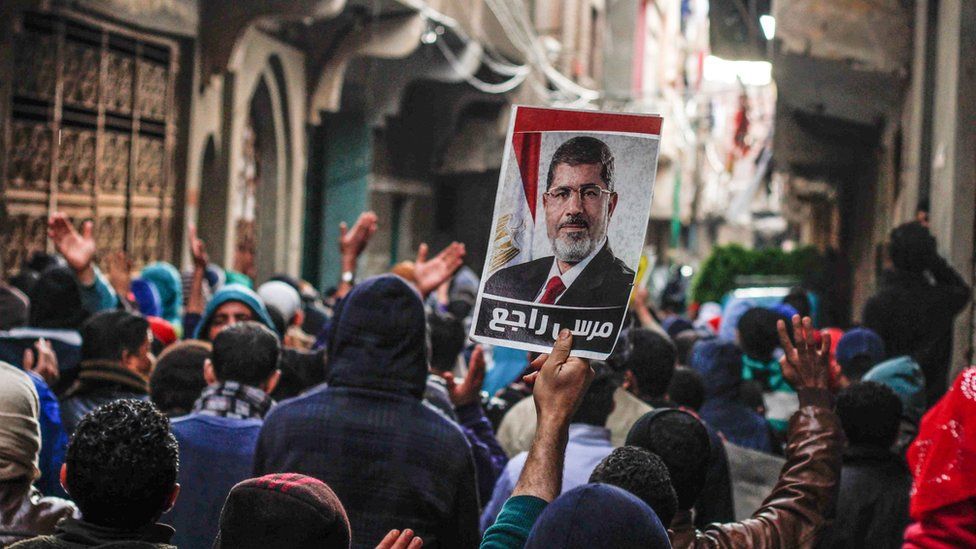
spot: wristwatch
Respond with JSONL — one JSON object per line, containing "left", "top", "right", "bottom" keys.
{"left": 341, "top": 270, "right": 355, "bottom": 285}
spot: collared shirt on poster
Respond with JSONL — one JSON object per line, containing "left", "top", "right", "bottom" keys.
{"left": 534, "top": 237, "right": 607, "bottom": 303}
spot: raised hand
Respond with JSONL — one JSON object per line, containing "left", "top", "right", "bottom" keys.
{"left": 523, "top": 330, "right": 594, "bottom": 427}
{"left": 339, "top": 211, "right": 379, "bottom": 262}
{"left": 777, "top": 315, "right": 831, "bottom": 392}
{"left": 376, "top": 529, "right": 423, "bottom": 549}
{"left": 23, "top": 338, "right": 59, "bottom": 387}
{"left": 106, "top": 249, "right": 133, "bottom": 299}
{"left": 188, "top": 222, "right": 209, "bottom": 270}
{"left": 414, "top": 242, "right": 465, "bottom": 298}
{"left": 442, "top": 345, "right": 485, "bottom": 407}
{"left": 48, "top": 213, "right": 96, "bottom": 284}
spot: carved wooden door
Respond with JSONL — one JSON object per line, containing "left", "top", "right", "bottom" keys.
{"left": 1, "top": 10, "right": 178, "bottom": 277}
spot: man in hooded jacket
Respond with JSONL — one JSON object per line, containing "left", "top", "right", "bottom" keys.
{"left": 192, "top": 284, "right": 326, "bottom": 399}
{"left": 253, "top": 275, "right": 480, "bottom": 549}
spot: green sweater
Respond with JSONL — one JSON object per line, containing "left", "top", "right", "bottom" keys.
{"left": 481, "top": 495, "right": 548, "bottom": 549}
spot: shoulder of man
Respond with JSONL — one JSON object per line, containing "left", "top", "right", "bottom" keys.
{"left": 485, "top": 258, "right": 552, "bottom": 289}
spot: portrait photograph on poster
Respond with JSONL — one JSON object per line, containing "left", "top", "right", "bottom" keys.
{"left": 470, "top": 106, "right": 662, "bottom": 359}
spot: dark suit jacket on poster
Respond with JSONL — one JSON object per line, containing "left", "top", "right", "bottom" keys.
{"left": 484, "top": 244, "right": 635, "bottom": 308}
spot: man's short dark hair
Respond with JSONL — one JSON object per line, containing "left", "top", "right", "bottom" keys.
{"left": 889, "top": 222, "right": 937, "bottom": 273}
{"left": 666, "top": 367, "right": 705, "bottom": 411}
{"left": 737, "top": 308, "right": 785, "bottom": 362}
{"left": 545, "top": 136, "right": 614, "bottom": 191}
{"left": 66, "top": 399, "right": 178, "bottom": 529}
{"left": 837, "top": 381, "right": 902, "bottom": 449}
{"left": 428, "top": 312, "right": 466, "bottom": 373}
{"left": 150, "top": 340, "right": 211, "bottom": 416}
{"left": 80, "top": 310, "right": 150, "bottom": 362}
{"left": 625, "top": 329, "right": 677, "bottom": 400}
{"left": 626, "top": 409, "right": 711, "bottom": 510}
{"left": 570, "top": 364, "right": 617, "bottom": 427}
{"left": 211, "top": 322, "right": 281, "bottom": 386}
{"left": 590, "top": 446, "right": 678, "bottom": 526}
{"left": 783, "top": 287, "right": 811, "bottom": 318}
{"left": 673, "top": 330, "right": 701, "bottom": 367}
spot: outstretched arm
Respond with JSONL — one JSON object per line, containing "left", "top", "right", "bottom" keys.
{"left": 481, "top": 331, "right": 593, "bottom": 549}
{"left": 703, "top": 315, "right": 844, "bottom": 548}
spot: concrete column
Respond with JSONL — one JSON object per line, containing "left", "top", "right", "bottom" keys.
{"left": 928, "top": 0, "right": 976, "bottom": 381}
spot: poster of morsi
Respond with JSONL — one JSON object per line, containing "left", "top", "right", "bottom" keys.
{"left": 470, "top": 106, "right": 662, "bottom": 359}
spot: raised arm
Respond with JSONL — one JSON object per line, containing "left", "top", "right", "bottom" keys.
{"left": 480, "top": 331, "right": 593, "bottom": 549}
{"left": 703, "top": 315, "right": 844, "bottom": 548}
{"left": 337, "top": 211, "right": 378, "bottom": 299}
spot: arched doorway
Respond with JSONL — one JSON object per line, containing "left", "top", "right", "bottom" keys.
{"left": 232, "top": 74, "right": 282, "bottom": 283}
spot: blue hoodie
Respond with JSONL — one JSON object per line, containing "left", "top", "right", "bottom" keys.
{"left": 863, "top": 355, "right": 926, "bottom": 424}
{"left": 193, "top": 284, "right": 276, "bottom": 341}
{"left": 141, "top": 262, "right": 184, "bottom": 328}
{"left": 692, "top": 339, "right": 774, "bottom": 453}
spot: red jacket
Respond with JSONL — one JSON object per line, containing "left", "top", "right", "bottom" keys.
{"left": 903, "top": 499, "right": 976, "bottom": 549}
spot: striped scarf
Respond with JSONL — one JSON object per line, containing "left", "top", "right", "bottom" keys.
{"left": 192, "top": 381, "right": 273, "bottom": 420}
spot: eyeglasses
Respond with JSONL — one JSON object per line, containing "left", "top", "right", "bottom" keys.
{"left": 544, "top": 184, "right": 613, "bottom": 204}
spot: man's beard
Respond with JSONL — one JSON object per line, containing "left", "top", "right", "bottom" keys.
{"left": 551, "top": 215, "right": 598, "bottom": 263}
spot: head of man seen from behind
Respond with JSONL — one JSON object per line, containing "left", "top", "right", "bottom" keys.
{"left": 427, "top": 311, "right": 466, "bottom": 375}
{"left": 737, "top": 307, "right": 785, "bottom": 363}
{"left": 889, "top": 221, "right": 937, "bottom": 273}
{"left": 63, "top": 399, "right": 178, "bottom": 530}
{"left": 206, "top": 322, "right": 281, "bottom": 393}
{"left": 614, "top": 328, "right": 676, "bottom": 405}
{"left": 836, "top": 381, "right": 902, "bottom": 450}
{"left": 626, "top": 409, "right": 711, "bottom": 512}
{"left": 81, "top": 310, "right": 153, "bottom": 378}
{"left": 543, "top": 136, "right": 617, "bottom": 267}
{"left": 570, "top": 364, "right": 616, "bottom": 427}
{"left": 150, "top": 340, "right": 211, "bottom": 417}
{"left": 835, "top": 328, "right": 886, "bottom": 383}
{"left": 589, "top": 445, "right": 678, "bottom": 526}
{"left": 666, "top": 366, "right": 705, "bottom": 411}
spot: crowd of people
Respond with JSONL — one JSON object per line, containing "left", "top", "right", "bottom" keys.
{"left": 0, "top": 209, "right": 973, "bottom": 548}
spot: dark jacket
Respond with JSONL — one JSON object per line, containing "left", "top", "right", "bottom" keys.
{"left": 669, "top": 402, "right": 844, "bottom": 549}
{"left": 816, "top": 445, "right": 911, "bottom": 549}
{"left": 254, "top": 275, "right": 480, "bottom": 549}
{"left": 483, "top": 243, "right": 635, "bottom": 307}
{"left": 0, "top": 481, "right": 77, "bottom": 546}
{"left": 58, "top": 361, "right": 149, "bottom": 436}
{"left": 696, "top": 421, "right": 736, "bottom": 527}
{"left": 862, "top": 257, "right": 971, "bottom": 405}
{"left": 167, "top": 414, "right": 263, "bottom": 549}
{"left": 7, "top": 517, "right": 174, "bottom": 549}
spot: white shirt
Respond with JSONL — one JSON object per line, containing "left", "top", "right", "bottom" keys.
{"left": 534, "top": 237, "right": 607, "bottom": 303}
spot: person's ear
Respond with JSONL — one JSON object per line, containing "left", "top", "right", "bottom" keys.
{"left": 293, "top": 310, "right": 305, "bottom": 329}
{"left": 59, "top": 463, "right": 69, "bottom": 496}
{"left": 622, "top": 370, "right": 638, "bottom": 395}
{"left": 121, "top": 349, "right": 140, "bottom": 374}
{"left": 163, "top": 483, "right": 180, "bottom": 514}
{"left": 262, "top": 369, "right": 281, "bottom": 395}
{"left": 607, "top": 191, "right": 619, "bottom": 217}
{"left": 203, "top": 359, "right": 218, "bottom": 385}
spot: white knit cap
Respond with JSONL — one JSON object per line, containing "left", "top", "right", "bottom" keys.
{"left": 257, "top": 281, "right": 302, "bottom": 322}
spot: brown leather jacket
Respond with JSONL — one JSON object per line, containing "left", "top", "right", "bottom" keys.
{"left": 0, "top": 481, "right": 78, "bottom": 546}
{"left": 669, "top": 399, "right": 844, "bottom": 549}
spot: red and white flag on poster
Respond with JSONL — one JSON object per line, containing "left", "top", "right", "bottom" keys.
{"left": 488, "top": 131, "right": 541, "bottom": 272}
{"left": 473, "top": 106, "right": 663, "bottom": 359}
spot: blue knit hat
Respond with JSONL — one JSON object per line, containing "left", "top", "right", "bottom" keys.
{"left": 524, "top": 484, "right": 671, "bottom": 548}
